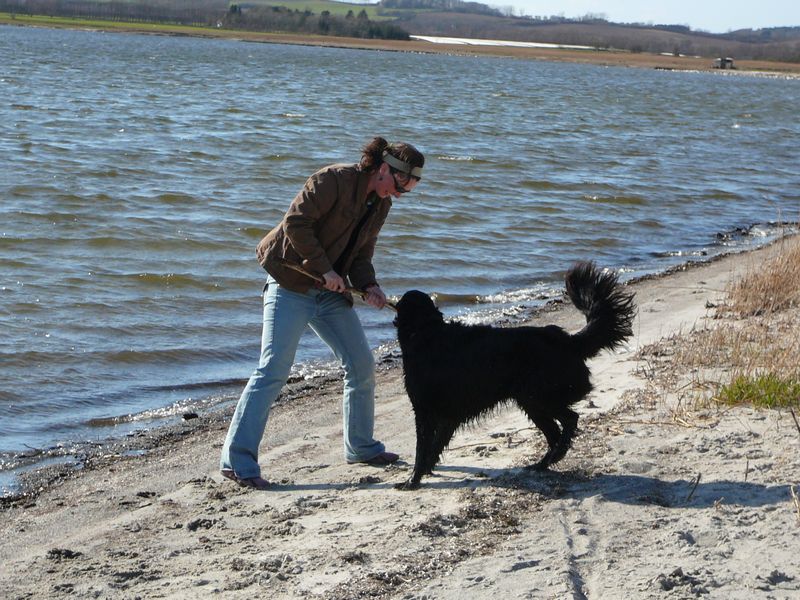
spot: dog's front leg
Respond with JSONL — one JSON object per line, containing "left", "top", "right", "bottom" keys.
{"left": 425, "top": 420, "right": 458, "bottom": 475}
{"left": 396, "top": 412, "right": 435, "bottom": 491}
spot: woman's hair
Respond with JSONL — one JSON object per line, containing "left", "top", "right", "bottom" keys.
{"left": 360, "top": 136, "right": 425, "bottom": 177}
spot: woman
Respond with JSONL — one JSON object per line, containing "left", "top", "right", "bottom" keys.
{"left": 220, "top": 137, "right": 425, "bottom": 489}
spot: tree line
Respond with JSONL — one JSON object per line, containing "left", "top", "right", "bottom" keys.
{"left": 0, "top": 0, "right": 227, "bottom": 25}
{"left": 0, "top": 0, "right": 409, "bottom": 39}
{"left": 226, "top": 4, "right": 408, "bottom": 40}
{"left": 397, "top": 11, "right": 800, "bottom": 62}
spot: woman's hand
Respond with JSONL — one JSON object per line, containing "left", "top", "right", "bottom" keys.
{"left": 322, "top": 270, "right": 346, "bottom": 293}
{"left": 364, "top": 284, "right": 387, "bottom": 309}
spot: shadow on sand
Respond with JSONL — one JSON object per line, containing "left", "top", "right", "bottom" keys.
{"left": 267, "top": 462, "right": 793, "bottom": 511}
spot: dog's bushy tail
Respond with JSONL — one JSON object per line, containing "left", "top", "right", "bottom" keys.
{"left": 566, "top": 261, "right": 636, "bottom": 359}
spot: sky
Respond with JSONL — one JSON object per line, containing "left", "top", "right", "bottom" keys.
{"left": 498, "top": 1, "right": 800, "bottom": 33}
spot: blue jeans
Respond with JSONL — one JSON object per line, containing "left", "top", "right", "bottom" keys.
{"left": 220, "top": 278, "right": 385, "bottom": 478}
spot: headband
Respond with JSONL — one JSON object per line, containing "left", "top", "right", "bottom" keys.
{"left": 382, "top": 151, "right": 423, "bottom": 179}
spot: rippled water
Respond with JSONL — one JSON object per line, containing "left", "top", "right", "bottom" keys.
{"left": 1, "top": 25, "right": 799, "bottom": 484}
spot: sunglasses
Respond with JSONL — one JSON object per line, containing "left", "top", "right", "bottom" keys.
{"left": 391, "top": 169, "right": 413, "bottom": 194}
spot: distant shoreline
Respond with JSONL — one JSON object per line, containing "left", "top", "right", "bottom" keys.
{"left": 4, "top": 13, "right": 800, "bottom": 76}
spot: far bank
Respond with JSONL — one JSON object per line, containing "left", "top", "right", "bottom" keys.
{"left": 3, "top": 13, "right": 800, "bottom": 76}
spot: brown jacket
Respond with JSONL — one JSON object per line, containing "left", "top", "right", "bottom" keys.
{"left": 256, "top": 163, "right": 392, "bottom": 293}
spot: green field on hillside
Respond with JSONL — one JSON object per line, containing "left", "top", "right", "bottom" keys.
{"left": 0, "top": 12, "right": 219, "bottom": 32}
{"left": 239, "top": 0, "right": 388, "bottom": 19}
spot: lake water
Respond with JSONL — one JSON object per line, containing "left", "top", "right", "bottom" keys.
{"left": 1, "top": 25, "right": 799, "bottom": 491}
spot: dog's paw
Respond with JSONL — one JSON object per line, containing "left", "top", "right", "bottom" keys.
{"left": 394, "top": 478, "right": 421, "bottom": 491}
{"left": 527, "top": 460, "right": 551, "bottom": 472}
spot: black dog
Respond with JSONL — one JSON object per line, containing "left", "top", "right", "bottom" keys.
{"left": 393, "top": 261, "right": 635, "bottom": 490}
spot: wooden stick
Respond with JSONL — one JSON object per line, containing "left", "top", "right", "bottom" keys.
{"left": 686, "top": 473, "right": 701, "bottom": 502}
{"left": 447, "top": 426, "right": 536, "bottom": 452}
{"left": 614, "top": 418, "right": 705, "bottom": 429}
{"left": 790, "top": 485, "right": 800, "bottom": 523}
{"left": 790, "top": 408, "right": 800, "bottom": 438}
{"left": 275, "top": 258, "right": 397, "bottom": 312}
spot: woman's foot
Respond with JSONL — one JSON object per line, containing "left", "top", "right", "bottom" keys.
{"left": 347, "top": 451, "right": 400, "bottom": 466}
{"left": 221, "top": 469, "right": 272, "bottom": 490}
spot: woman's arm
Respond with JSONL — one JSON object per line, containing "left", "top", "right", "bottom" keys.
{"left": 283, "top": 170, "right": 339, "bottom": 276}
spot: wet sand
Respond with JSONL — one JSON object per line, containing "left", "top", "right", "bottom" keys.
{"left": 2, "top": 236, "right": 799, "bottom": 599}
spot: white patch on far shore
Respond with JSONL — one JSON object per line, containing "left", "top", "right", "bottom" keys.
{"left": 410, "top": 35, "right": 596, "bottom": 51}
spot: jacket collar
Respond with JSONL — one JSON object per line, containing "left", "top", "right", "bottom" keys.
{"left": 355, "top": 165, "right": 393, "bottom": 207}
{"left": 355, "top": 165, "right": 371, "bottom": 204}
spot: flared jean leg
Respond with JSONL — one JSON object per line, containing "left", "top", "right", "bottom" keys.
{"left": 310, "top": 292, "right": 385, "bottom": 462}
{"left": 220, "top": 283, "right": 314, "bottom": 478}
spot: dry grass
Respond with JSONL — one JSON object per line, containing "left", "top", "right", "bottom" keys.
{"left": 727, "top": 235, "right": 800, "bottom": 317}
{"left": 637, "top": 233, "right": 800, "bottom": 413}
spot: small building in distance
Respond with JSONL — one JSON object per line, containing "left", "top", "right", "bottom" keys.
{"left": 713, "top": 57, "right": 736, "bottom": 69}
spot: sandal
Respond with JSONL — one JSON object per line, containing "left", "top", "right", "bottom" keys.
{"left": 348, "top": 451, "right": 400, "bottom": 466}
{"left": 221, "top": 469, "right": 272, "bottom": 490}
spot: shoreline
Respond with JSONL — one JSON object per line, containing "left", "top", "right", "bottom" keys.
{"left": 1, "top": 235, "right": 799, "bottom": 598}
{"left": 2, "top": 225, "right": 795, "bottom": 502}
{"left": 3, "top": 15, "right": 800, "bottom": 76}
{"left": 1, "top": 234, "right": 798, "bottom": 599}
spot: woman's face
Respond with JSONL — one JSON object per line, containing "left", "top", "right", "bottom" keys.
{"left": 376, "top": 162, "right": 419, "bottom": 199}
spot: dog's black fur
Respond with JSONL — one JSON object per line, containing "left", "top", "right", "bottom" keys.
{"left": 393, "top": 261, "right": 636, "bottom": 490}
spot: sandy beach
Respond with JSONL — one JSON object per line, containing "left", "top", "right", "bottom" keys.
{"left": 2, "top": 235, "right": 799, "bottom": 599}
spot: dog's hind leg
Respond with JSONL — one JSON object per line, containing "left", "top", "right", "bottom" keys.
{"left": 519, "top": 407, "right": 562, "bottom": 471}
{"left": 547, "top": 408, "right": 579, "bottom": 466}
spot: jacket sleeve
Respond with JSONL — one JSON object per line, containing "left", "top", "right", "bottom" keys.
{"left": 282, "top": 170, "right": 338, "bottom": 276}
